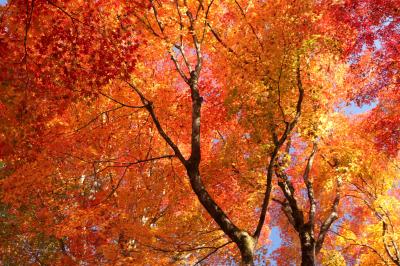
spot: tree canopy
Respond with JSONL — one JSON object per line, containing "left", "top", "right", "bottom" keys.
{"left": 0, "top": 0, "right": 399, "bottom": 265}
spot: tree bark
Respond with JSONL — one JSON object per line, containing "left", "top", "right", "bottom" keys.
{"left": 300, "top": 231, "right": 316, "bottom": 266}
{"left": 301, "top": 248, "right": 315, "bottom": 266}
{"left": 186, "top": 168, "right": 256, "bottom": 264}
{"left": 240, "top": 250, "right": 254, "bottom": 266}
{"left": 237, "top": 231, "right": 256, "bottom": 266}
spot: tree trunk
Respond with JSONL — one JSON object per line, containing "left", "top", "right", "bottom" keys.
{"left": 301, "top": 245, "right": 315, "bottom": 266}
{"left": 237, "top": 231, "right": 255, "bottom": 266}
{"left": 186, "top": 168, "right": 257, "bottom": 264}
{"left": 300, "top": 236, "right": 315, "bottom": 266}
{"left": 240, "top": 251, "right": 254, "bottom": 266}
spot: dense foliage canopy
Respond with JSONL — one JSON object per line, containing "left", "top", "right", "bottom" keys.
{"left": 0, "top": 0, "right": 399, "bottom": 265}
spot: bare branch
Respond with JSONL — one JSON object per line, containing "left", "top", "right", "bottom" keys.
{"left": 201, "top": 0, "right": 215, "bottom": 42}
{"left": 102, "top": 155, "right": 175, "bottom": 201}
{"left": 173, "top": 0, "right": 192, "bottom": 73}
{"left": 99, "top": 91, "right": 148, "bottom": 109}
{"left": 276, "top": 54, "right": 287, "bottom": 120}
{"left": 233, "top": 0, "right": 263, "bottom": 50}
{"left": 47, "top": 0, "right": 86, "bottom": 25}
{"left": 21, "top": 0, "right": 35, "bottom": 63}
{"left": 216, "top": 130, "right": 226, "bottom": 145}
{"left": 150, "top": 0, "right": 165, "bottom": 34}
{"left": 273, "top": 198, "right": 297, "bottom": 228}
{"left": 194, "top": 241, "right": 234, "bottom": 265}
{"left": 169, "top": 52, "right": 190, "bottom": 84}
{"left": 207, "top": 22, "right": 243, "bottom": 60}
{"left": 186, "top": 10, "right": 202, "bottom": 74}
{"left": 73, "top": 105, "right": 123, "bottom": 132}
{"left": 276, "top": 170, "right": 304, "bottom": 232}
{"left": 133, "top": 12, "right": 162, "bottom": 38}
{"left": 126, "top": 81, "right": 187, "bottom": 164}
{"left": 331, "top": 229, "right": 390, "bottom": 266}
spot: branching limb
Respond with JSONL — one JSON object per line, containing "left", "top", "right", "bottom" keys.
{"left": 331, "top": 229, "right": 390, "bottom": 266}
{"left": 200, "top": 0, "right": 215, "bottom": 42}
{"left": 47, "top": 0, "right": 86, "bottom": 25}
{"left": 170, "top": 52, "right": 190, "bottom": 84}
{"left": 233, "top": 0, "right": 263, "bottom": 50}
{"left": 128, "top": 2, "right": 247, "bottom": 257}
{"left": 303, "top": 142, "right": 318, "bottom": 226}
{"left": 103, "top": 155, "right": 176, "bottom": 201}
{"left": 194, "top": 241, "right": 234, "bottom": 265}
{"left": 22, "top": 0, "right": 35, "bottom": 63}
{"left": 150, "top": 0, "right": 165, "bottom": 33}
{"left": 150, "top": 0, "right": 191, "bottom": 83}
{"left": 273, "top": 198, "right": 297, "bottom": 228}
{"left": 185, "top": 9, "right": 202, "bottom": 74}
{"left": 126, "top": 81, "right": 187, "bottom": 164}
{"left": 383, "top": 222, "right": 400, "bottom": 265}
{"left": 207, "top": 22, "right": 248, "bottom": 63}
{"left": 276, "top": 170, "right": 304, "bottom": 232}
{"left": 98, "top": 91, "right": 148, "bottom": 109}
{"left": 253, "top": 58, "right": 304, "bottom": 239}
{"left": 316, "top": 174, "right": 341, "bottom": 253}
{"left": 172, "top": 0, "right": 192, "bottom": 73}
{"left": 73, "top": 105, "right": 123, "bottom": 132}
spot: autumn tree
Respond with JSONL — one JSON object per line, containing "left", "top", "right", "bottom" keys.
{"left": 0, "top": 0, "right": 398, "bottom": 265}
{"left": 320, "top": 120, "right": 400, "bottom": 265}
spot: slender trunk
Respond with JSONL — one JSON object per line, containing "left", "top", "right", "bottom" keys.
{"left": 187, "top": 61, "right": 258, "bottom": 265}
{"left": 186, "top": 169, "right": 256, "bottom": 264}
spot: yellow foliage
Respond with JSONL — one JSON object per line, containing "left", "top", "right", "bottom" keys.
{"left": 320, "top": 249, "right": 346, "bottom": 266}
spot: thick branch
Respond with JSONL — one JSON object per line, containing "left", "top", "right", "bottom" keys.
{"left": 276, "top": 171, "right": 304, "bottom": 231}
{"left": 187, "top": 70, "right": 202, "bottom": 168}
{"left": 273, "top": 198, "right": 297, "bottom": 228}
{"left": 129, "top": 4, "right": 251, "bottom": 259}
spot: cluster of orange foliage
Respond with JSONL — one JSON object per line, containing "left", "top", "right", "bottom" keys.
{"left": 0, "top": 0, "right": 398, "bottom": 265}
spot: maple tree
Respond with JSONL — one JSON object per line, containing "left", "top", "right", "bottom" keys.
{"left": 0, "top": 0, "right": 399, "bottom": 265}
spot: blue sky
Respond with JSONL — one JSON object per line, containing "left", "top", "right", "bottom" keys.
{"left": 266, "top": 227, "right": 282, "bottom": 265}
{"left": 0, "top": 0, "right": 6, "bottom": 5}
{"left": 343, "top": 101, "right": 377, "bottom": 115}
